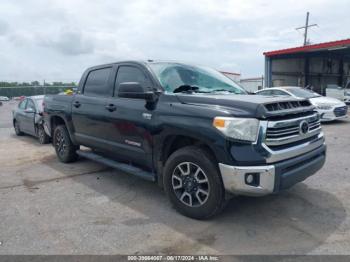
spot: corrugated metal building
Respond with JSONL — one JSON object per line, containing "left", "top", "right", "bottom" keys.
{"left": 264, "top": 39, "right": 350, "bottom": 94}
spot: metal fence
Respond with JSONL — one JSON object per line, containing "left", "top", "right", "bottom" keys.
{"left": 0, "top": 86, "right": 72, "bottom": 97}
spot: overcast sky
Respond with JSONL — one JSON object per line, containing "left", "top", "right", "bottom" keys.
{"left": 0, "top": 0, "right": 349, "bottom": 83}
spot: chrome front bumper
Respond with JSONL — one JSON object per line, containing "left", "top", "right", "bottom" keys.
{"left": 219, "top": 144, "right": 326, "bottom": 197}
{"left": 219, "top": 112, "right": 327, "bottom": 196}
{"left": 219, "top": 164, "right": 275, "bottom": 196}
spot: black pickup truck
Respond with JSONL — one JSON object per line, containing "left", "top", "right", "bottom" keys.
{"left": 43, "top": 61, "right": 326, "bottom": 219}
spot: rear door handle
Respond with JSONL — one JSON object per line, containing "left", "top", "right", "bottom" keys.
{"left": 73, "top": 101, "right": 81, "bottom": 108}
{"left": 105, "top": 104, "right": 117, "bottom": 112}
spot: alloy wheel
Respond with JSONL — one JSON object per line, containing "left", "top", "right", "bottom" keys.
{"left": 38, "top": 127, "right": 45, "bottom": 143}
{"left": 171, "top": 162, "right": 210, "bottom": 207}
{"left": 55, "top": 129, "right": 66, "bottom": 156}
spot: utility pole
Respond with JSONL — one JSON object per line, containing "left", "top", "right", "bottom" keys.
{"left": 296, "top": 12, "right": 318, "bottom": 46}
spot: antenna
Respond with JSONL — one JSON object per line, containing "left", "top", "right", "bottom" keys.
{"left": 296, "top": 12, "right": 318, "bottom": 46}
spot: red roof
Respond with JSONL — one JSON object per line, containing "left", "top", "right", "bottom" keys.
{"left": 264, "top": 38, "right": 350, "bottom": 57}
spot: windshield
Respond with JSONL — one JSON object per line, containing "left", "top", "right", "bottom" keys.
{"left": 286, "top": 88, "right": 321, "bottom": 99}
{"left": 148, "top": 63, "right": 246, "bottom": 94}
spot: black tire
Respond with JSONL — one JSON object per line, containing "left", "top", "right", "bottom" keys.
{"left": 37, "top": 125, "right": 50, "bottom": 144}
{"left": 163, "top": 146, "right": 226, "bottom": 219}
{"left": 53, "top": 125, "right": 78, "bottom": 163}
{"left": 14, "top": 120, "right": 24, "bottom": 136}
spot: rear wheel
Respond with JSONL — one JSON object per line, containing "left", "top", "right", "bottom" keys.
{"left": 37, "top": 125, "right": 50, "bottom": 144}
{"left": 163, "top": 146, "right": 226, "bottom": 219}
{"left": 14, "top": 120, "right": 24, "bottom": 136}
{"left": 53, "top": 125, "right": 78, "bottom": 163}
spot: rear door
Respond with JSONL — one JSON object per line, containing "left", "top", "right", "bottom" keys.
{"left": 104, "top": 63, "right": 155, "bottom": 168}
{"left": 72, "top": 66, "right": 114, "bottom": 149}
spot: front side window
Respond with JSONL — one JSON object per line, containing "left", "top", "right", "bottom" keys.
{"left": 148, "top": 63, "right": 246, "bottom": 94}
{"left": 115, "top": 66, "right": 149, "bottom": 92}
{"left": 84, "top": 67, "right": 112, "bottom": 97}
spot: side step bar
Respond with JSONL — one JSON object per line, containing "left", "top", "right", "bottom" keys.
{"left": 76, "top": 150, "right": 156, "bottom": 182}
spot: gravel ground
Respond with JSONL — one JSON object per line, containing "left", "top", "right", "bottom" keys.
{"left": 0, "top": 100, "right": 349, "bottom": 255}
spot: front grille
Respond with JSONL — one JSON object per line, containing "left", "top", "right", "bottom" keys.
{"left": 264, "top": 100, "right": 312, "bottom": 112}
{"left": 334, "top": 106, "right": 348, "bottom": 117}
{"left": 265, "top": 113, "right": 321, "bottom": 148}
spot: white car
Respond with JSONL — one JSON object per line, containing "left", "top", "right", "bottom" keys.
{"left": 0, "top": 96, "right": 10, "bottom": 101}
{"left": 345, "top": 89, "right": 350, "bottom": 104}
{"left": 344, "top": 82, "right": 350, "bottom": 105}
{"left": 255, "top": 86, "right": 348, "bottom": 122}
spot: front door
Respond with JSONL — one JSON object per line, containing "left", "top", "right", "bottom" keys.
{"left": 22, "top": 98, "right": 36, "bottom": 135}
{"left": 104, "top": 64, "right": 155, "bottom": 169}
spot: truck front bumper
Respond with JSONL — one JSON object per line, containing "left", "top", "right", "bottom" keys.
{"left": 219, "top": 144, "right": 326, "bottom": 196}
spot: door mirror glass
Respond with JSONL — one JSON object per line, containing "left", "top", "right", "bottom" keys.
{"left": 118, "top": 82, "right": 156, "bottom": 102}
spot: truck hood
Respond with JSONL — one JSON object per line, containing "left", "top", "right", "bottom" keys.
{"left": 175, "top": 94, "right": 315, "bottom": 119}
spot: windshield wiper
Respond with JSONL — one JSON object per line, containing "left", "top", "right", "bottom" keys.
{"left": 173, "top": 85, "right": 209, "bottom": 93}
{"left": 211, "top": 89, "right": 239, "bottom": 94}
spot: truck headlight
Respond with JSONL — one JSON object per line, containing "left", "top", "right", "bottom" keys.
{"left": 213, "top": 117, "right": 260, "bottom": 142}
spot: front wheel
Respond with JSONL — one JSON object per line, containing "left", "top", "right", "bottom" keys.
{"left": 163, "top": 146, "right": 226, "bottom": 219}
{"left": 53, "top": 125, "right": 78, "bottom": 163}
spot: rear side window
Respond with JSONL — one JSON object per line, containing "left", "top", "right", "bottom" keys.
{"left": 84, "top": 67, "right": 112, "bottom": 97}
{"left": 18, "top": 99, "right": 27, "bottom": 109}
{"left": 115, "top": 66, "right": 149, "bottom": 93}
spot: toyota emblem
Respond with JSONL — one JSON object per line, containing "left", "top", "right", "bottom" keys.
{"left": 299, "top": 121, "right": 309, "bottom": 134}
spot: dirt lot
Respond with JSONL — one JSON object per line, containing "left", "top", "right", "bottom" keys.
{"left": 0, "top": 100, "right": 350, "bottom": 255}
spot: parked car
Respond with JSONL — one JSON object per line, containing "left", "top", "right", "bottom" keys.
{"left": 0, "top": 96, "right": 10, "bottom": 101}
{"left": 255, "top": 86, "right": 348, "bottom": 122}
{"left": 44, "top": 61, "right": 326, "bottom": 219}
{"left": 344, "top": 82, "right": 350, "bottom": 105}
{"left": 13, "top": 96, "right": 26, "bottom": 101}
{"left": 345, "top": 90, "right": 350, "bottom": 105}
{"left": 12, "top": 95, "right": 50, "bottom": 144}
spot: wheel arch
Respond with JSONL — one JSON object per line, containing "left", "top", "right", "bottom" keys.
{"left": 50, "top": 115, "right": 77, "bottom": 145}
{"left": 156, "top": 134, "right": 220, "bottom": 188}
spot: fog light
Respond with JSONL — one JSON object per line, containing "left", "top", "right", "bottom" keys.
{"left": 246, "top": 174, "right": 254, "bottom": 184}
{"left": 245, "top": 173, "right": 260, "bottom": 187}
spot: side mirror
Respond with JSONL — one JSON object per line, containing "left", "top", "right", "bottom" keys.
{"left": 118, "top": 82, "right": 157, "bottom": 102}
{"left": 24, "top": 108, "right": 35, "bottom": 113}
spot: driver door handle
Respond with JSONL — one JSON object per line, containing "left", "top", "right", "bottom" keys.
{"left": 105, "top": 104, "right": 117, "bottom": 112}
